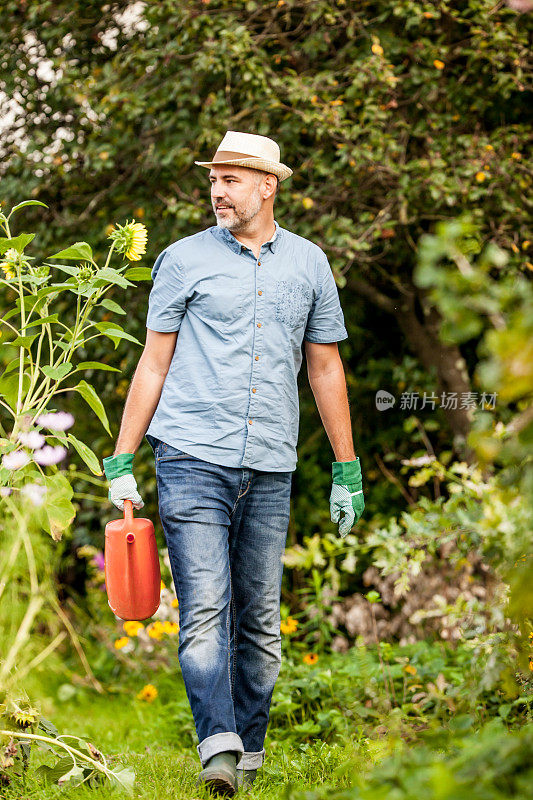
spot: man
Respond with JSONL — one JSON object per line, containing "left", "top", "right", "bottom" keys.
{"left": 103, "top": 130, "right": 364, "bottom": 796}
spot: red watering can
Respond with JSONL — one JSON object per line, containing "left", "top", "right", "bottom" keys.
{"left": 104, "top": 499, "right": 161, "bottom": 621}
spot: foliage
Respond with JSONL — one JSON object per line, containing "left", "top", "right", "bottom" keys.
{"left": 0, "top": 694, "right": 134, "bottom": 794}
{"left": 1, "top": 0, "right": 531, "bottom": 538}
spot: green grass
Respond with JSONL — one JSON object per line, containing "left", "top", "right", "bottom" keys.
{"left": 2, "top": 640, "right": 532, "bottom": 799}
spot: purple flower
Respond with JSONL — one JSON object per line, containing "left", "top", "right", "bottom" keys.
{"left": 0, "top": 487, "right": 13, "bottom": 497}
{"left": 21, "top": 483, "right": 47, "bottom": 507}
{"left": 17, "top": 431, "right": 46, "bottom": 449}
{"left": 92, "top": 551, "right": 105, "bottom": 571}
{"left": 2, "top": 450, "right": 31, "bottom": 470}
{"left": 36, "top": 412, "right": 75, "bottom": 431}
{"left": 34, "top": 445, "right": 67, "bottom": 465}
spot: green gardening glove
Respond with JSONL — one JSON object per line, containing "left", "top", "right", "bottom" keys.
{"left": 330, "top": 457, "right": 365, "bottom": 537}
{"left": 102, "top": 453, "right": 144, "bottom": 511}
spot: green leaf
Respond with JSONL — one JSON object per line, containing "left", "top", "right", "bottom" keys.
{"left": 37, "top": 472, "right": 75, "bottom": 540}
{"left": 95, "top": 322, "right": 142, "bottom": 348}
{"left": 100, "top": 298, "right": 127, "bottom": 315}
{"left": 8, "top": 333, "right": 40, "bottom": 349}
{"left": 67, "top": 433, "right": 103, "bottom": 475}
{"left": 7, "top": 199, "right": 49, "bottom": 217}
{"left": 72, "top": 361, "right": 121, "bottom": 373}
{"left": 36, "top": 757, "right": 74, "bottom": 784}
{"left": 25, "top": 314, "right": 60, "bottom": 329}
{"left": 123, "top": 266, "right": 152, "bottom": 281}
{"left": 0, "top": 371, "right": 31, "bottom": 410}
{"left": 41, "top": 363, "right": 73, "bottom": 381}
{"left": 73, "top": 379, "right": 111, "bottom": 435}
{"left": 44, "top": 262, "right": 82, "bottom": 276}
{"left": 0, "top": 233, "right": 35, "bottom": 254}
{"left": 49, "top": 242, "right": 94, "bottom": 263}
{"left": 92, "top": 267, "right": 134, "bottom": 289}
{"left": 108, "top": 766, "right": 136, "bottom": 796}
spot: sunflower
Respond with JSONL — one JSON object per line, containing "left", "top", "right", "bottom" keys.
{"left": 107, "top": 219, "right": 148, "bottom": 261}
{"left": 0, "top": 248, "right": 19, "bottom": 279}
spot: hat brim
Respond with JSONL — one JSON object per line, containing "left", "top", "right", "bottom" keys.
{"left": 194, "top": 157, "right": 292, "bottom": 182}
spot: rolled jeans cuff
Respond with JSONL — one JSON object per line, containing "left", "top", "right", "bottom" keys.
{"left": 236, "top": 748, "right": 266, "bottom": 770}
{"left": 197, "top": 732, "right": 244, "bottom": 766}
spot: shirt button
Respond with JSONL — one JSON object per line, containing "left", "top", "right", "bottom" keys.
{"left": 248, "top": 419, "right": 253, "bottom": 424}
{"left": 257, "top": 322, "right": 261, "bottom": 327}
{"left": 255, "top": 356, "right": 259, "bottom": 361}
{"left": 252, "top": 388, "right": 256, "bottom": 393}
{"left": 258, "top": 290, "right": 262, "bottom": 295}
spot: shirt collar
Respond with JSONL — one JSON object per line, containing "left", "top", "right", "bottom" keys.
{"left": 212, "top": 219, "right": 282, "bottom": 255}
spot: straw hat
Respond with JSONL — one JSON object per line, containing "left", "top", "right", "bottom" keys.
{"left": 194, "top": 130, "right": 293, "bottom": 182}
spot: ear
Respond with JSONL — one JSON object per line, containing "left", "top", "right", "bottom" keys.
{"left": 263, "top": 173, "right": 278, "bottom": 200}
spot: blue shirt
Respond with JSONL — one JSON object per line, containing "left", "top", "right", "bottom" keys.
{"left": 145, "top": 219, "right": 348, "bottom": 471}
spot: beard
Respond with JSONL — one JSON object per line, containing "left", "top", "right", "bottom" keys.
{"left": 214, "top": 187, "right": 263, "bottom": 232}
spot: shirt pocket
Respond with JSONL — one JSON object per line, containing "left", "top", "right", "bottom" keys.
{"left": 275, "top": 280, "right": 312, "bottom": 329}
{"left": 192, "top": 272, "right": 247, "bottom": 333}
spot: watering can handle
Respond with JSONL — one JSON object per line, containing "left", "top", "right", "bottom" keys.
{"left": 124, "top": 498, "right": 134, "bottom": 526}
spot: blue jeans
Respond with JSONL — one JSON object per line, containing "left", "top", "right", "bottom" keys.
{"left": 145, "top": 435, "right": 292, "bottom": 770}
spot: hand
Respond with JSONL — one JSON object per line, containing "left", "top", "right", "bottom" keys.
{"left": 330, "top": 457, "right": 365, "bottom": 538}
{"left": 103, "top": 453, "right": 144, "bottom": 512}
{"left": 108, "top": 473, "right": 144, "bottom": 512}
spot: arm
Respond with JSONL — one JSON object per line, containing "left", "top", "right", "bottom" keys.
{"left": 305, "top": 340, "right": 357, "bottom": 463}
{"left": 113, "top": 328, "right": 178, "bottom": 455}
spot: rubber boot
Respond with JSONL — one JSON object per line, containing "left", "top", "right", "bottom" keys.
{"left": 196, "top": 751, "right": 238, "bottom": 797}
{"left": 236, "top": 767, "right": 258, "bottom": 792}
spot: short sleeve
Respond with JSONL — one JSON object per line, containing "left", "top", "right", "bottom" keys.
{"left": 303, "top": 253, "right": 348, "bottom": 343}
{"left": 145, "top": 248, "right": 188, "bottom": 333}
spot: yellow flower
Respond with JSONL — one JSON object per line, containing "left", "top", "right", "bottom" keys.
{"left": 0, "top": 247, "right": 19, "bottom": 280}
{"left": 163, "top": 620, "right": 180, "bottom": 635}
{"left": 330, "top": 99, "right": 344, "bottom": 106}
{"left": 136, "top": 684, "right": 158, "bottom": 702}
{"left": 280, "top": 616, "right": 298, "bottom": 634}
{"left": 134, "top": 207, "right": 145, "bottom": 218}
{"left": 371, "top": 43, "right": 384, "bottom": 56}
{"left": 99, "top": 151, "right": 109, "bottom": 161}
{"left": 171, "top": 598, "right": 179, "bottom": 608}
{"left": 485, "top": 144, "right": 494, "bottom": 152}
{"left": 404, "top": 664, "right": 417, "bottom": 675}
{"left": 123, "top": 621, "right": 144, "bottom": 636}
{"left": 302, "top": 197, "right": 314, "bottom": 210}
{"left": 147, "top": 622, "right": 164, "bottom": 640}
{"left": 475, "top": 171, "right": 486, "bottom": 182}
{"left": 310, "top": 94, "right": 318, "bottom": 104}
{"left": 452, "top": 114, "right": 460, "bottom": 121}
{"left": 434, "top": 59, "right": 445, "bottom": 70}
{"left": 511, "top": 243, "right": 520, "bottom": 253}
{"left": 105, "top": 223, "right": 115, "bottom": 236}
{"left": 108, "top": 219, "right": 148, "bottom": 261}
{"left": 511, "top": 152, "right": 521, "bottom": 160}
{"left": 529, "top": 659, "right": 533, "bottom": 672}
{"left": 522, "top": 241, "right": 530, "bottom": 250}
{"left": 114, "top": 636, "right": 129, "bottom": 650}
{"left": 303, "top": 652, "right": 319, "bottom": 665}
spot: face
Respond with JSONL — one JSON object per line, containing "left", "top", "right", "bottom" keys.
{"left": 209, "top": 166, "right": 271, "bottom": 232}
